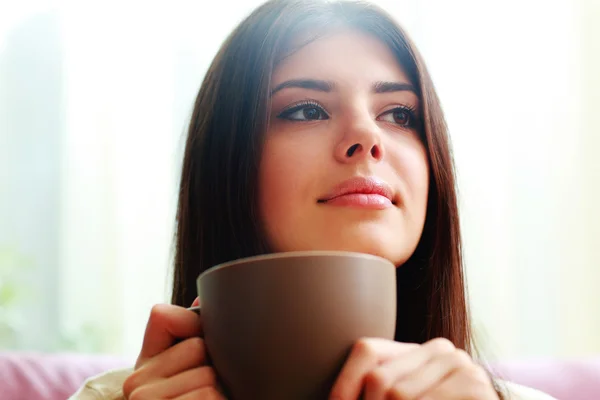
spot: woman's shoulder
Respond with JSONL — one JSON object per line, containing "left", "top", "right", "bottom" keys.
{"left": 68, "top": 366, "right": 133, "bottom": 400}
{"left": 499, "top": 380, "right": 558, "bottom": 400}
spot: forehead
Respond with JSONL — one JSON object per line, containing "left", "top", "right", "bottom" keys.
{"left": 272, "top": 29, "right": 411, "bottom": 86}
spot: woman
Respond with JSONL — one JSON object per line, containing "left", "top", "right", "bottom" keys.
{"left": 71, "top": 0, "right": 555, "bottom": 399}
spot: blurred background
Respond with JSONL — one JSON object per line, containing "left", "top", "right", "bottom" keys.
{"left": 0, "top": 0, "right": 598, "bottom": 363}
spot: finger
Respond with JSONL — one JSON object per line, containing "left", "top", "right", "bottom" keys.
{"left": 174, "top": 386, "right": 226, "bottom": 400}
{"left": 329, "top": 338, "right": 418, "bottom": 400}
{"left": 361, "top": 338, "right": 456, "bottom": 400}
{"left": 388, "top": 348, "right": 473, "bottom": 400}
{"left": 128, "top": 366, "right": 217, "bottom": 399}
{"left": 416, "top": 367, "right": 496, "bottom": 400}
{"left": 133, "top": 337, "right": 208, "bottom": 384}
{"left": 124, "top": 338, "right": 208, "bottom": 398}
{"left": 192, "top": 297, "right": 200, "bottom": 307}
{"left": 362, "top": 338, "right": 454, "bottom": 400}
{"left": 137, "top": 304, "right": 202, "bottom": 366}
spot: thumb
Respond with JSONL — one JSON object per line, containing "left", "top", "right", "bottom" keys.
{"left": 136, "top": 304, "right": 202, "bottom": 367}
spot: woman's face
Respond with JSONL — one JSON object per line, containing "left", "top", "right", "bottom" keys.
{"left": 259, "top": 30, "right": 429, "bottom": 266}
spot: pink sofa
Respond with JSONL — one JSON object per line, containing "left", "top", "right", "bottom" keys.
{"left": 1, "top": 352, "right": 598, "bottom": 399}
{"left": 0, "top": 353, "right": 131, "bottom": 400}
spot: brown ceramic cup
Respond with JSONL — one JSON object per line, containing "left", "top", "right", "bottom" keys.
{"left": 193, "top": 251, "right": 397, "bottom": 400}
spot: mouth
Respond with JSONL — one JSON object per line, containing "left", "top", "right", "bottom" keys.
{"left": 318, "top": 176, "right": 396, "bottom": 209}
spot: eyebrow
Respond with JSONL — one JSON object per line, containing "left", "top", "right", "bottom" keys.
{"left": 270, "top": 79, "right": 416, "bottom": 96}
{"left": 270, "top": 79, "right": 335, "bottom": 96}
{"left": 372, "top": 81, "right": 416, "bottom": 94}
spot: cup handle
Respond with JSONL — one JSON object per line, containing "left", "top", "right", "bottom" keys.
{"left": 187, "top": 305, "right": 201, "bottom": 315}
{"left": 172, "top": 306, "right": 202, "bottom": 346}
{"left": 187, "top": 305, "right": 228, "bottom": 397}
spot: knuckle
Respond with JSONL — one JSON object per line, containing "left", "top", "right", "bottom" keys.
{"left": 147, "top": 304, "right": 172, "bottom": 328}
{"left": 452, "top": 349, "right": 473, "bottom": 367}
{"left": 352, "top": 338, "right": 379, "bottom": 359}
{"left": 427, "top": 337, "right": 456, "bottom": 354}
{"left": 184, "top": 337, "right": 207, "bottom": 364}
{"left": 185, "top": 336, "right": 205, "bottom": 353}
{"left": 149, "top": 304, "right": 166, "bottom": 320}
{"left": 364, "top": 368, "right": 391, "bottom": 392}
{"left": 199, "top": 366, "right": 218, "bottom": 385}
{"left": 122, "top": 371, "right": 143, "bottom": 398}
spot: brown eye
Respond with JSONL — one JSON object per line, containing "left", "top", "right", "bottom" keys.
{"left": 379, "top": 106, "right": 416, "bottom": 128}
{"left": 277, "top": 102, "right": 329, "bottom": 121}
{"left": 302, "top": 107, "right": 322, "bottom": 120}
{"left": 393, "top": 109, "right": 410, "bottom": 125}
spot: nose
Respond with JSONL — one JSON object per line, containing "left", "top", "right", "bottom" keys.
{"left": 334, "top": 117, "right": 384, "bottom": 164}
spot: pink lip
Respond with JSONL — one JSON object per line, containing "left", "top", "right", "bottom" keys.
{"left": 318, "top": 176, "right": 395, "bottom": 209}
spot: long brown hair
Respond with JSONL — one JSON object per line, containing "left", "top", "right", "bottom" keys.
{"left": 173, "top": 0, "right": 469, "bottom": 360}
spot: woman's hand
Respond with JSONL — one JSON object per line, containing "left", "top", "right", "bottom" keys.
{"left": 329, "top": 337, "right": 499, "bottom": 400}
{"left": 123, "top": 298, "right": 224, "bottom": 400}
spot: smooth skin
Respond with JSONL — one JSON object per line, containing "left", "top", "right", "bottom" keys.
{"left": 124, "top": 31, "right": 498, "bottom": 400}
{"left": 260, "top": 30, "right": 429, "bottom": 266}
{"left": 123, "top": 299, "right": 224, "bottom": 400}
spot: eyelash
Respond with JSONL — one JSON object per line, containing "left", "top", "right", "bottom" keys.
{"left": 277, "top": 100, "right": 329, "bottom": 121}
{"left": 277, "top": 100, "right": 419, "bottom": 129}
{"left": 379, "top": 105, "right": 419, "bottom": 129}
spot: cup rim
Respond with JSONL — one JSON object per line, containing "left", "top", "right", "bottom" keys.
{"left": 197, "top": 250, "right": 395, "bottom": 282}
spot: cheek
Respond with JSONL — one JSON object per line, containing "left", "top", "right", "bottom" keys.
{"left": 407, "top": 148, "right": 429, "bottom": 205}
{"left": 390, "top": 138, "right": 430, "bottom": 218}
{"left": 258, "top": 136, "right": 317, "bottom": 242}
{"left": 259, "top": 137, "right": 309, "bottom": 200}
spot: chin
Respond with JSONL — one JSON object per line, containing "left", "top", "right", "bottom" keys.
{"left": 347, "top": 225, "right": 417, "bottom": 265}
{"left": 306, "top": 231, "right": 416, "bottom": 267}
{"left": 333, "top": 242, "right": 411, "bottom": 267}
{"left": 267, "top": 220, "right": 420, "bottom": 267}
